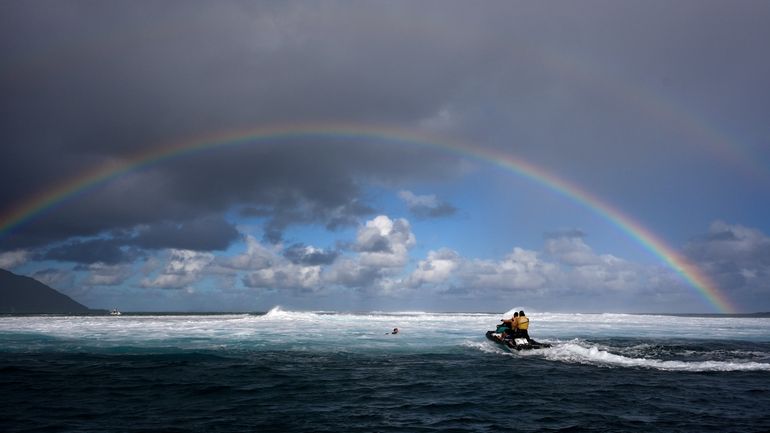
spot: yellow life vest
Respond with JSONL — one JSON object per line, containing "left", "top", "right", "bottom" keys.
{"left": 518, "top": 316, "right": 529, "bottom": 330}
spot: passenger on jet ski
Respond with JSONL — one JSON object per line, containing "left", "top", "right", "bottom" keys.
{"left": 515, "top": 310, "right": 530, "bottom": 341}
{"left": 501, "top": 312, "right": 518, "bottom": 341}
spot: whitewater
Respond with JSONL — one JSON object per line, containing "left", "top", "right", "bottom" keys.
{"left": 2, "top": 309, "right": 769, "bottom": 432}
{"left": 1, "top": 308, "right": 768, "bottom": 371}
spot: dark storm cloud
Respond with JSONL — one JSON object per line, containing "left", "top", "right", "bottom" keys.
{"left": 41, "top": 238, "right": 140, "bottom": 265}
{"left": 240, "top": 200, "right": 369, "bottom": 243}
{"left": 684, "top": 222, "right": 770, "bottom": 292}
{"left": 2, "top": 0, "right": 769, "bottom": 259}
{"left": 1, "top": 1, "right": 474, "bottom": 251}
{"left": 132, "top": 216, "right": 239, "bottom": 251}
{"left": 37, "top": 216, "right": 237, "bottom": 264}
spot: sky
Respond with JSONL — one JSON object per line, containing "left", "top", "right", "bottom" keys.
{"left": 1, "top": 1, "right": 769, "bottom": 313}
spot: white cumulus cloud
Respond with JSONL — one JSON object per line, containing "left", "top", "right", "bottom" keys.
{"left": 327, "top": 215, "right": 417, "bottom": 293}
{"left": 459, "top": 247, "right": 559, "bottom": 292}
{"left": 544, "top": 233, "right": 598, "bottom": 266}
{"left": 141, "top": 249, "right": 215, "bottom": 290}
{"left": 407, "top": 248, "right": 461, "bottom": 287}
{"left": 218, "top": 235, "right": 324, "bottom": 292}
{"left": 355, "top": 215, "right": 415, "bottom": 268}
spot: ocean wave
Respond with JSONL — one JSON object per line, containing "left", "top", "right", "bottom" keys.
{"left": 461, "top": 340, "right": 514, "bottom": 356}
{"left": 2, "top": 313, "right": 768, "bottom": 365}
{"left": 538, "top": 340, "right": 770, "bottom": 372}
{"left": 253, "top": 307, "right": 499, "bottom": 324}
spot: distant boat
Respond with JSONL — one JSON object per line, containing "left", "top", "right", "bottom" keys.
{"left": 110, "top": 308, "right": 121, "bottom": 316}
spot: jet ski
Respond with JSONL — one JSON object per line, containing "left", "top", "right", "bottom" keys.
{"left": 486, "top": 330, "right": 551, "bottom": 351}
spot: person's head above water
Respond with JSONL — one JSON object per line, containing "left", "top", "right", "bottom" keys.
{"left": 513, "top": 312, "right": 518, "bottom": 318}
{"left": 519, "top": 310, "right": 525, "bottom": 316}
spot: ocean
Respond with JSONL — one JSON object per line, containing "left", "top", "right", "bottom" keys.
{"left": 1, "top": 308, "right": 769, "bottom": 432}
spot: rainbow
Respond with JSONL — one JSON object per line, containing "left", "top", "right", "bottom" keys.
{"left": 0, "top": 123, "right": 737, "bottom": 313}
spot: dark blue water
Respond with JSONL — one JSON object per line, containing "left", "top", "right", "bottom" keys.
{"left": 2, "top": 345, "right": 770, "bottom": 432}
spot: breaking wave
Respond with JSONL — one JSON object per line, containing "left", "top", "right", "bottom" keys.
{"left": 2, "top": 309, "right": 769, "bottom": 372}
{"left": 498, "top": 338, "right": 770, "bottom": 372}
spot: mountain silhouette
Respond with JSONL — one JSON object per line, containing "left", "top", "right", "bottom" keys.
{"left": 0, "top": 269, "right": 92, "bottom": 314}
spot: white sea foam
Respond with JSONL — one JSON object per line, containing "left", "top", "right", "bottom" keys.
{"left": 1, "top": 309, "right": 769, "bottom": 371}
{"left": 461, "top": 340, "right": 513, "bottom": 356}
{"left": 533, "top": 340, "right": 770, "bottom": 372}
